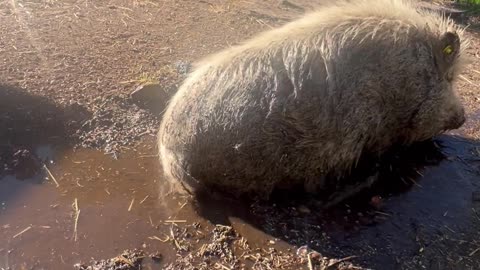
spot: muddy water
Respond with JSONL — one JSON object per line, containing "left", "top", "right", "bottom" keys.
{"left": 1, "top": 134, "right": 480, "bottom": 269}
{"left": 0, "top": 138, "right": 187, "bottom": 269}
{"left": 321, "top": 135, "right": 480, "bottom": 268}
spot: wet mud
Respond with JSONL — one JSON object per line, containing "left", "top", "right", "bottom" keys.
{"left": 0, "top": 83, "right": 479, "bottom": 269}
{"left": 0, "top": 139, "right": 186, "bottom": 269}
{"left": 0, "top": 131, "right": 479, "bottom": 269}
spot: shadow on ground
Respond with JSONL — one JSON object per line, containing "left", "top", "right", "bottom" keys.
{"left": 0, "top": 83, "right": 89, "bottom": 187}
{"left": 192, "top": 134, "right": 480, "bottom": 269}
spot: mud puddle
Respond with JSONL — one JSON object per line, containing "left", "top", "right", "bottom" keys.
{"left": 0, "top": 134, "right": 479, "bottom": 269}
{"left": 0, "top": 138, "right": 310, "bottom": 270}
{"left": 0, "top": 138, "right": 185, "bottom": 269}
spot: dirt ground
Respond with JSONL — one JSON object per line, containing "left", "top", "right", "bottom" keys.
{"left": 1, "top": 0, "right": 480, "bottom": 269}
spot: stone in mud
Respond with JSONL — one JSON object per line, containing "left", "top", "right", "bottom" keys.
{"left": 130, "top": 84, "right": 164, "bottom": 105}
{"left": 130, "top": 84, "right": 174, "bottom": 115}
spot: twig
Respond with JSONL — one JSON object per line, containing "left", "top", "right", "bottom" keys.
{"left": 139, "top": 195, "right": 149, "bottom": 204}
{"left": 73, "top": 198, "right": 80, "bottom": 242}
{"left": 179, "top": 201, "right": 188, "bottom": 209}
{"left": 459, "top": 74, "right": 478, "bottom": 86}
{"left": 414, "top": 169, "right": 424, "bottom": 177}
{"left": 374, "top": 211, "right": 392, "bottom": 217}
{"left": 104, "top": 188, "right": 110, "bottom": 195}
{"left": 43, "top": 164, "right": 59, "bottom": 187}
{"left": 128, "top": 198, "right": 135, "bottom": 212}
{"left": 469, "top": 247, "right": 480, "bottom": 256}
{"left": 137, "top": 154, "right": 159, "bottom": 158}
{"left": 71, "top": 160, "right": 85, "bottom": 164}
{"left": 255, "top": 19, "right": 273, "bottom": 29}
{"left": 164, "top": 219, "right": 187, "bottom": 223}
{"left": 13, "top": 226, "right": 32, "bottom": 238}
{"left": 121, "top": 18, "right": 128, "bottom": 27}
{"left": 307, "top": 253, "right": 313, "bottom": 270}
{"left": 407, "top": 177, "right": 423, "bottom": 188}
{"left": 111, "top": 5, "right": 133, "bottom": 12}
{"left": 472, "top": 208, "right": 480, "bottom": 222}
{"left": 444, "top": 225, "right": 456, "bottom": 233}
{"left": 327, "top": 255, "right": 358, "bottom": 268}
{"left": 148, "top": 235, "right": 170, "bottom": 242}
{"left": 149, "top": 215, "right": 154, "bottom": 227}
{"left": 170, "top": 226, "right": 185, "bottom": 251}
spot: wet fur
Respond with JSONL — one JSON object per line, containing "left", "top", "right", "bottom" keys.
{"left": 158, "top": 0, "right": 469, "bottom": 199}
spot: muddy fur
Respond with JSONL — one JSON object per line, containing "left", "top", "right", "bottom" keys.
{"left": 158, "top": 0, "right": 469, "bottom": 200}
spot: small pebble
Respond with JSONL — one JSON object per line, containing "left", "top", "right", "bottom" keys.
{"left": 298, "top": 205, "right": 311, "bottom": 214}
{"left": 150, "top": 252, "right": 163, "bottom": 262}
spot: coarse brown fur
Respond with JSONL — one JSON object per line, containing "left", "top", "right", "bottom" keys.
{"left": 157, "top": 0, "right": 470, "bottom": 201}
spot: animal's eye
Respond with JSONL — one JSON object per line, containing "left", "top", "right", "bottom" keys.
{"left": 443, "top": 45, "right": 454, "bottom": 55}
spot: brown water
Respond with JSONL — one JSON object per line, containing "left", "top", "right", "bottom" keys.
{"left": 1, "top": 134, "right": 480, "bottom": 269}
{"left": 0, "top": 139, "right": 185, "bottom": 269}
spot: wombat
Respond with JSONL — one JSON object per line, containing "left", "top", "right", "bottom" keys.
{"left": 158, "top": 0, "right": 469, "bottom": 203}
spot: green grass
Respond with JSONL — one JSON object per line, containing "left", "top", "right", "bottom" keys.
{"left": 456, "top": 0, "right": 480, "bottom": 6}
{"left": 455, "top": 0, "right": 480, "bottom": 9}
{"left": 135, "top": 72, "right": 160, "bottom": 85}
{"left": 454, "top": 0, "right": 480, "bottom": 15}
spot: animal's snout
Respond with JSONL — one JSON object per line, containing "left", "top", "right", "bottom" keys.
{"left": 445, "top": 107, "right": 466, "bottom": 130}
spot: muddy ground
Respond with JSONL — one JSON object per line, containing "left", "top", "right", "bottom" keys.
{"left": 1, "top": 0, "right": 480, "bottom": 269}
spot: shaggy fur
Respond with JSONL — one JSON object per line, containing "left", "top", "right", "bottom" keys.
{"left": 158, "top": 0, "right": 469, "bottom": 200}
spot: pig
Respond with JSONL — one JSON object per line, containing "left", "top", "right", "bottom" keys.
{"left": 157, "top": 0, "right": 469, "bottom": 204}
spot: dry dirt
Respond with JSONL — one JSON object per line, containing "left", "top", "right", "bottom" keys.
{"left": 1, "top": 0, "right": 480, "bottom": 270}
{"left": 1, "top": 0, "right": 479, "bottom": 153}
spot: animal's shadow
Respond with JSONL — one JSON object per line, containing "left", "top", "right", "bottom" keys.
{"left": 192, "top": 134, "right": 480, "bottom": 269}
{"left": 0, "top": 84, "right": 90, "bottom": 181}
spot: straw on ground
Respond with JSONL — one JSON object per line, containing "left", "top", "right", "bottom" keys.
{"left": 43, "top": 164, "right": 59, "bottom": 187}
{"left": 72, "top": 198, "right": 80, "bottom": 242}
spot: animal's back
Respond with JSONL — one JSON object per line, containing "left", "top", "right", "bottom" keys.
{"left": 158, "top": 0, "right": 467, "bottom": 197}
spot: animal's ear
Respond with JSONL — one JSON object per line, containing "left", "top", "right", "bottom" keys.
{"left": 439, "top": 32, "right": 460, "bottom": 65}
